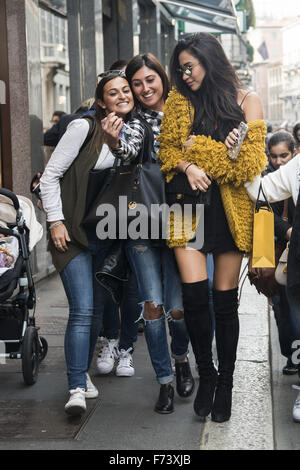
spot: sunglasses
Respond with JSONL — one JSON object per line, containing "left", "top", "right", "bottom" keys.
{"left": 176, "top": 63, "right": 200, "bottom": 77}
{"left": 98, "top": 70, "right": 125, "bottom": 79}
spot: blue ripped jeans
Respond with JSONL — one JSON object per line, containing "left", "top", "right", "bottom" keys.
{"left": 125, "top": 240, "right": 189, "bottom": 385}
{"left": 60, "top": 236, "right": 116, "bottom": 390}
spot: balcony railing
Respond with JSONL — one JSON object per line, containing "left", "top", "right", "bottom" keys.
{"left": 40, "top": 43, "right": 68, "bottom": 65}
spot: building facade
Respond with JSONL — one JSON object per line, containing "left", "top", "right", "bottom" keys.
{"left": 249, "top": 22, "right": 286, "bottom": 127}
{"left": 281, "top": 19, "right": 300, "bottom": 124}
{"left": 249, "top": 11, "right": 300, "bottom": 128}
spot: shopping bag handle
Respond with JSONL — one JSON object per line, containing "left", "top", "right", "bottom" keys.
{"left": 255, "top": 182, "right": 272, "bottom": 212}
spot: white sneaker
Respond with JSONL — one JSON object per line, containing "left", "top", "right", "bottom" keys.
{"left": 115, "top": 348, "right": 135, "bottom": 377}
{"left": 64, "top": 387, "right": 86, "bottom": 416}
{"left": 85, "top": 373, "right": 99, "bottom": 399}
{"left": 96, "top": 337, "right": 119, "bottom": 374}
{"left": 292, "top": 385, "right": 300, "bottom": 422}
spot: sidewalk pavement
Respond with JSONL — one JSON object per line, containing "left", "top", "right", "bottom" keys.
{"left": 0, "top": 263, "right": 274, "bottom": 450}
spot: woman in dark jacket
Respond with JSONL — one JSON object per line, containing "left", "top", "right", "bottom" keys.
{"left": 246, "top": 150, "right": 300, "bottom": 423}
{"left": 264, "top": 131, "right": 297, "bottom": 374}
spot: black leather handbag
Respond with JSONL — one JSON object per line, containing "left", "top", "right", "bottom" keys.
{"left": 165, "top": 172, "right": 211, "bottom": 207}
{"left": 84, "top": 167, "right": 112, "bottom": 218}
{"left": 82, "top": 116, "right": 166, "bottom": 236}
{"left": 165, "top": 98, "right": 211, "bottom": 208}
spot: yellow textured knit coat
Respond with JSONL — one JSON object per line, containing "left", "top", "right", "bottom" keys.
{"left": 158, "top": 89, "right": 267, "bottom": 253}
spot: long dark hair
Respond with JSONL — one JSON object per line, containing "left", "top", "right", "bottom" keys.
{"left": 170, "top": 33, "right": 245, "bottom": 140}
{"left": 293, "top": 122, "right": 300, "bottom": 144}
{"left": 125, "top": 53, "right": 170, "bottom": 108}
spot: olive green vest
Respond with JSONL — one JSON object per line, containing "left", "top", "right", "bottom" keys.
{"left": 49, "top": 118, "right": 101, "bottom": 272}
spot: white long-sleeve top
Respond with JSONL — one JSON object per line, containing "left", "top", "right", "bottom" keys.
{"left": 40, "top": 119, "right": 116, "bottom": 222}
{"left": 245, "top": 154, "right": 300, "bottom": 205}
{"left": 40, "top": 117, "right": 145, "bottom": 223}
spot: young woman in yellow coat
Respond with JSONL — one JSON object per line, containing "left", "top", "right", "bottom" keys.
{"left": 158, "top": 33, "right": 267, "bottom": 423}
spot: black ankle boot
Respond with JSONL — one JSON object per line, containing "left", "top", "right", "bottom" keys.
{"left": 154, "top": 384, "right": 174, "bottom": 414}
{"left": 182, "top": 280, "right": 215, "bottom": 418}
{"left": 194, "top": 367, "right": 218, "bottom": 419}
{"left": 211, "top": 288, "right": 239, "bottom": 423}
{"left": 211, "top": 382, "right": 232, "bottom": 422}
{"left": 175, "top": 359, "right": 195, "bottom": 398}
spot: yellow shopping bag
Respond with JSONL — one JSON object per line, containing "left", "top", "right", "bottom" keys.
{"left": 251, "top": 183, "right": 275, "bottom": 268}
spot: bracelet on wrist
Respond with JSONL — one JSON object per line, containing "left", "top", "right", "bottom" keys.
{"left": 49, "top": 221, "right": 63, "bottom": 231}
{"left": 184, "top": 163, "right": 194, "bottom": 174}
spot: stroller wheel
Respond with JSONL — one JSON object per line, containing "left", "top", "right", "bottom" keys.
{"left": 22, "top": 326, "right": 39, "bottom": 385}
{"left": 39, "top": 336, "right": 48, "bottom": 362}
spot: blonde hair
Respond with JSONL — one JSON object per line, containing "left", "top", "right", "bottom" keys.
{"left": 80, "top": 97, "right": 94, "bottom": 109}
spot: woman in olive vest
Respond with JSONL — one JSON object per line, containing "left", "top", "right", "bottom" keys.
{"left": 40, "top": 71, "right": 143, "bottom": 416}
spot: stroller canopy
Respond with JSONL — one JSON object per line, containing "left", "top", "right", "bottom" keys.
{"left": 0, "top": 194, "right": 43, "bottom": 252}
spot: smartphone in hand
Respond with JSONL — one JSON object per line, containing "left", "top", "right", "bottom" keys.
{"left": 227, "top": 121, "right": 248, "bottom": 160}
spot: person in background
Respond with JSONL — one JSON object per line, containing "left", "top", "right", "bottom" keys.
{"left": 265, "top": 121, "right": 273, "bottom": 155}
{"left": 43, "top": 110, "right": 67, "bottom": 162}
{"left": 245, "top": 153, "right": 300, "bottom": 423}
{"left": 109, "top": 59, "right": 128, "bottom": 72}
{"left": 43, "top": 99, "right": 94, "bottom": 150}
{"left": 51, "top": 110, "right": 66, "bottom": 123}
{"left": 43, "top": 110, "right": 66, "bottom": 134}
{"left": 263, "top": 131, "right": 298, "bottom": 375}
{"left": 293, "top": 122, "right": 300, "bottom": 154}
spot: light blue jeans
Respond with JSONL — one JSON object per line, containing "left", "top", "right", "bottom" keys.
{"left": 125, "top": 240, "right": 189, "bottom": 385}
{"left": 60, "top": 236, "right": 116, "bottom": 390}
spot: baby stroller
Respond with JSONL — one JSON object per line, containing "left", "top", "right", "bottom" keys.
{"left": 0, "top": 188, "right": 47, "bottom": 385}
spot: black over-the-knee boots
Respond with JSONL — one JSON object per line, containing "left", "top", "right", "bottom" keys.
{"left": 212, "top": 287, "right": 239, "bottom": 423}
{"left": 182, "top": 280, "right": 217, "bottom": 419}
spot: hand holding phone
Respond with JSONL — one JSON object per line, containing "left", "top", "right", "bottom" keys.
{"left": 227, "top": 121, "right": 248, "bottom": 160}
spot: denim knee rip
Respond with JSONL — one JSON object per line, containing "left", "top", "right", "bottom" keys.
{"left": 165, "top": 309, "right": 184, "bottom": 322}
{"left": 135, "top": 300, "right": 164, "bottom": 324}
{"left": 136, "top": 302, "right": 184, "bottom": 324}
{"left": 136, "top": 302, "right": 189, "bottom": 362}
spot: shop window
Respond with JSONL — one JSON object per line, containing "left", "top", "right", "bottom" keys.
{"left": 39, "top": 1, "right": 70, "bottom": 124}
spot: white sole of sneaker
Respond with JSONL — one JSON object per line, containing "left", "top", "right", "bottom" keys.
{"left": 65, "top": 405, "right": 86, "bottom": 416}
{"left": 115, "top": 370, "right": 135, "bottom": 377}
{"left": 85, "top": 390, "right": 99, "bottom": 399}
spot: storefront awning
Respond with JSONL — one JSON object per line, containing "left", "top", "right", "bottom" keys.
{"left": 158, "top": 0, "right": 240, "bottom": 35}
